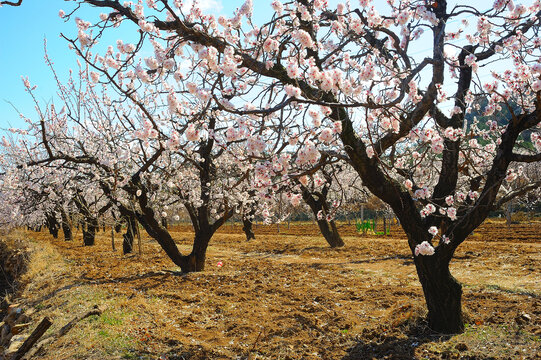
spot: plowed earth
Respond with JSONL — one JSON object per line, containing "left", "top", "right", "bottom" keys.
{"left": 15, "top": 221, "right": 541, "bottom": 359}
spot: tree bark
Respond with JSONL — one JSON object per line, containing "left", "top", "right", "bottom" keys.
{"left": 315, "top": 218, "right": 344, "bottom": 248}
{"left": 10, "top": 317, "right": 52, "bottom": 360}
{"left": 414, "top": 255, "right": 464, "bottom": 333}
{"left": 505, "top": 201, "right": 513, "bottom": 227}
{"left": 301, "top": 187, "right": 344, "bottom": 248}
{"left": 181, "top": 231, "right": 211, "bottom": 272}
{"left": 60, "top": 209, "right": 72, "bottom": 241}
{"left": 82, "top": 219, "right": 97, "bottom": 246}
{"left": 122, "top": 215, "right": 137, "bottom": 254}
{"left": 242, "top": 216, "right": 255, "bottom": 241}
{"left": 45, "top": 213, "right": 59, "bottom": 239}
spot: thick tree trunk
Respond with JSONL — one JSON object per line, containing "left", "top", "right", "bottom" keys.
{"left": 122, "top": 216, "right": 137, "bottom": 254}
{"left": 60, "top": 210, "right": 72, "bottom": 241}
{"left": 301, "top": 187, "right": 344, "bottom": 248}
{"left": 82, "top": 219, "right": 97, "bottom": 246}
{"left": 316, "top": 218, "right": 345, "bottom": 248}
{"left": 46, "top": 214, "right": 59, "bottom": 239}
{"left": 415, "top": 256, "right": 464, "bottom": 333}
{"left": 181, "top": 231, "right": 211, "bottom": 272}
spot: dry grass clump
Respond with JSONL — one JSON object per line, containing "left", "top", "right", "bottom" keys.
{"left": 0, "top": 230, "right": 31, "bottom": 309}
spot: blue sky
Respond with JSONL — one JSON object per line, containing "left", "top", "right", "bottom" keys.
{"left": 0, "top": 0, "right": 78, "bottom": 131}
{"left": 0, "top": 0, "right": 524, "bottom": 136}
{"left": 0, "top": 0, "right": 230, "bottom": 133}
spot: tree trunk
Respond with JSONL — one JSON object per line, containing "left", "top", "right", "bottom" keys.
{"left": 111, "top": 227, "right": 115, "bottom": 251}
{"left": 505, "top": 201, "right": 513, "bottom": 228}
{"left": 122, "top": 216, "right": 137, "bottom": 254}
{"left": 242, "top": 217, "right": 255, "bottom": 241}
{"left": 181, "top": 231, "right": 211, "bottom": 272}
{"left": 415, "top": 255, "right": 464, "bottom": 333}
{"left": 60, "top": 210, "right": 72, "bottom": 241}
{"left": 301, "top": 187, "right": 345, "bottom": 248}
{"left": 46, "top": 214, "right": 59, "bottom": 239}
{"left": 316, "top": 218, "right": 344, "bottom": 248}
{"left": 82, "top": 219, "right": 97, "bottom": 246}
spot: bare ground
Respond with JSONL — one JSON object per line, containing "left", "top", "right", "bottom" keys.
{"left": 7, "top": 221, "right": 541, "bottom": 359}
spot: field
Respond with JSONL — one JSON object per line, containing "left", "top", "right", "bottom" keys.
{"left": 4, "top": 220, "right": 541, "bottom": 359}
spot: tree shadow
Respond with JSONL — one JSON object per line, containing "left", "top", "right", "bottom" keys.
{"left": 26, "top": 269, "right": 186, "bottom": 307}
{"left": 349, "top": 254, "right": 413, "bottom": 266}
{"left": 343, "top": 324, "right": 451, "bottom": 360}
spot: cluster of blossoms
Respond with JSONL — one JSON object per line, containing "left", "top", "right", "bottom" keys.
{"left": 185, "top": 124, "right": 201, "bottom": 142}
{"left": 134, "top": 120, "right": 158, "bottom": 140}
{"left": 415, "top": 241, "right": 435, "bottom": 256}
{"left": 297, "top": 140, "right": 320, "bottom": 165}
{"left": 246, "top": 135, "right": 266, "bottom": 156}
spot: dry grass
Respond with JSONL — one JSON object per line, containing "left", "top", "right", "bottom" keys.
{"left": 2, "top": 223, "right": 540, "bottom": 359}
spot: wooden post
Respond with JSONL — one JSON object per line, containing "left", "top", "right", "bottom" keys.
{"left": 10, "top": 317, "right": 52, "bottom": 360}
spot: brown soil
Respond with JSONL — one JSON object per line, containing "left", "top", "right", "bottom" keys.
{"left": 12, "top": 221, "right": 541, "bottom": 359}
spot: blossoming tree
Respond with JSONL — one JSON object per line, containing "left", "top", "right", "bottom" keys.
{"left": 14, "top": 44, "right": 272, "bottom": 271}
{"left": 59, "top": 0, "right": 541, "bottom": 333}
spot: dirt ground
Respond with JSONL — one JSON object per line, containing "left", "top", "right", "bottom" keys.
{"left": 8, "top": 220, "right": 541, "bottom": 359}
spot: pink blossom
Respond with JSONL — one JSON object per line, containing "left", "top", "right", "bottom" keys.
{"left": 505, "top": 170, "right": 517, "bottom": 182}
{"left": 366, "top": 146, "right": 374, "bottom": 159}
{"left": 271, "top": 0, "right": 283, "bottom": 14}
{"left": 297, "top": 140, "right": 320, "bottom": 165}
{"left": 447, "top": 207, "right": 457, "bottom": 221}
{"left": 89, "top": 71, "right": 100, "bottom": 83}
{"left": 293, "top": 29, "right": 315, "bottom": 49}
{"left": 291, "top": 194, "right": 302, "bottom": 207}
{"left": 288, "top": 136, "right": 298, "bottom": 146}
{"left": 428, "top": 226, "right": 438, "bottom": 236}
{"left": 318, "top": 128, "right": 333, "bottom": 144}
{"left": 263, "top": 38, "right": 279, "bottom": 53}
{"left": 445, "top": 195, "right": 454, "bottom": 206}
{"left": 284, "top": 84, "right": 301, "bottom": 98}
{"left": 359, "top": 0, "right": 371, "bottom": 7}
{"left": 333, "top": 121, "right": 342, "bottom": 134}
{"left": 246, "top": 135, "right": 266, "bottom": 156}
{"left": 185, "top": 124, "right": 200, "bottom": 142}
{"left": 415, "top": 241, "right": 435, "bottom": 256}
{"left": 404, "top": 179, "right": 413, "bottom": 190}
{"left": 468, "top": 191, "right": 479, "bottom": 201}
{"left": 286, "top": 61, "right": 301, "bottom": 79}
